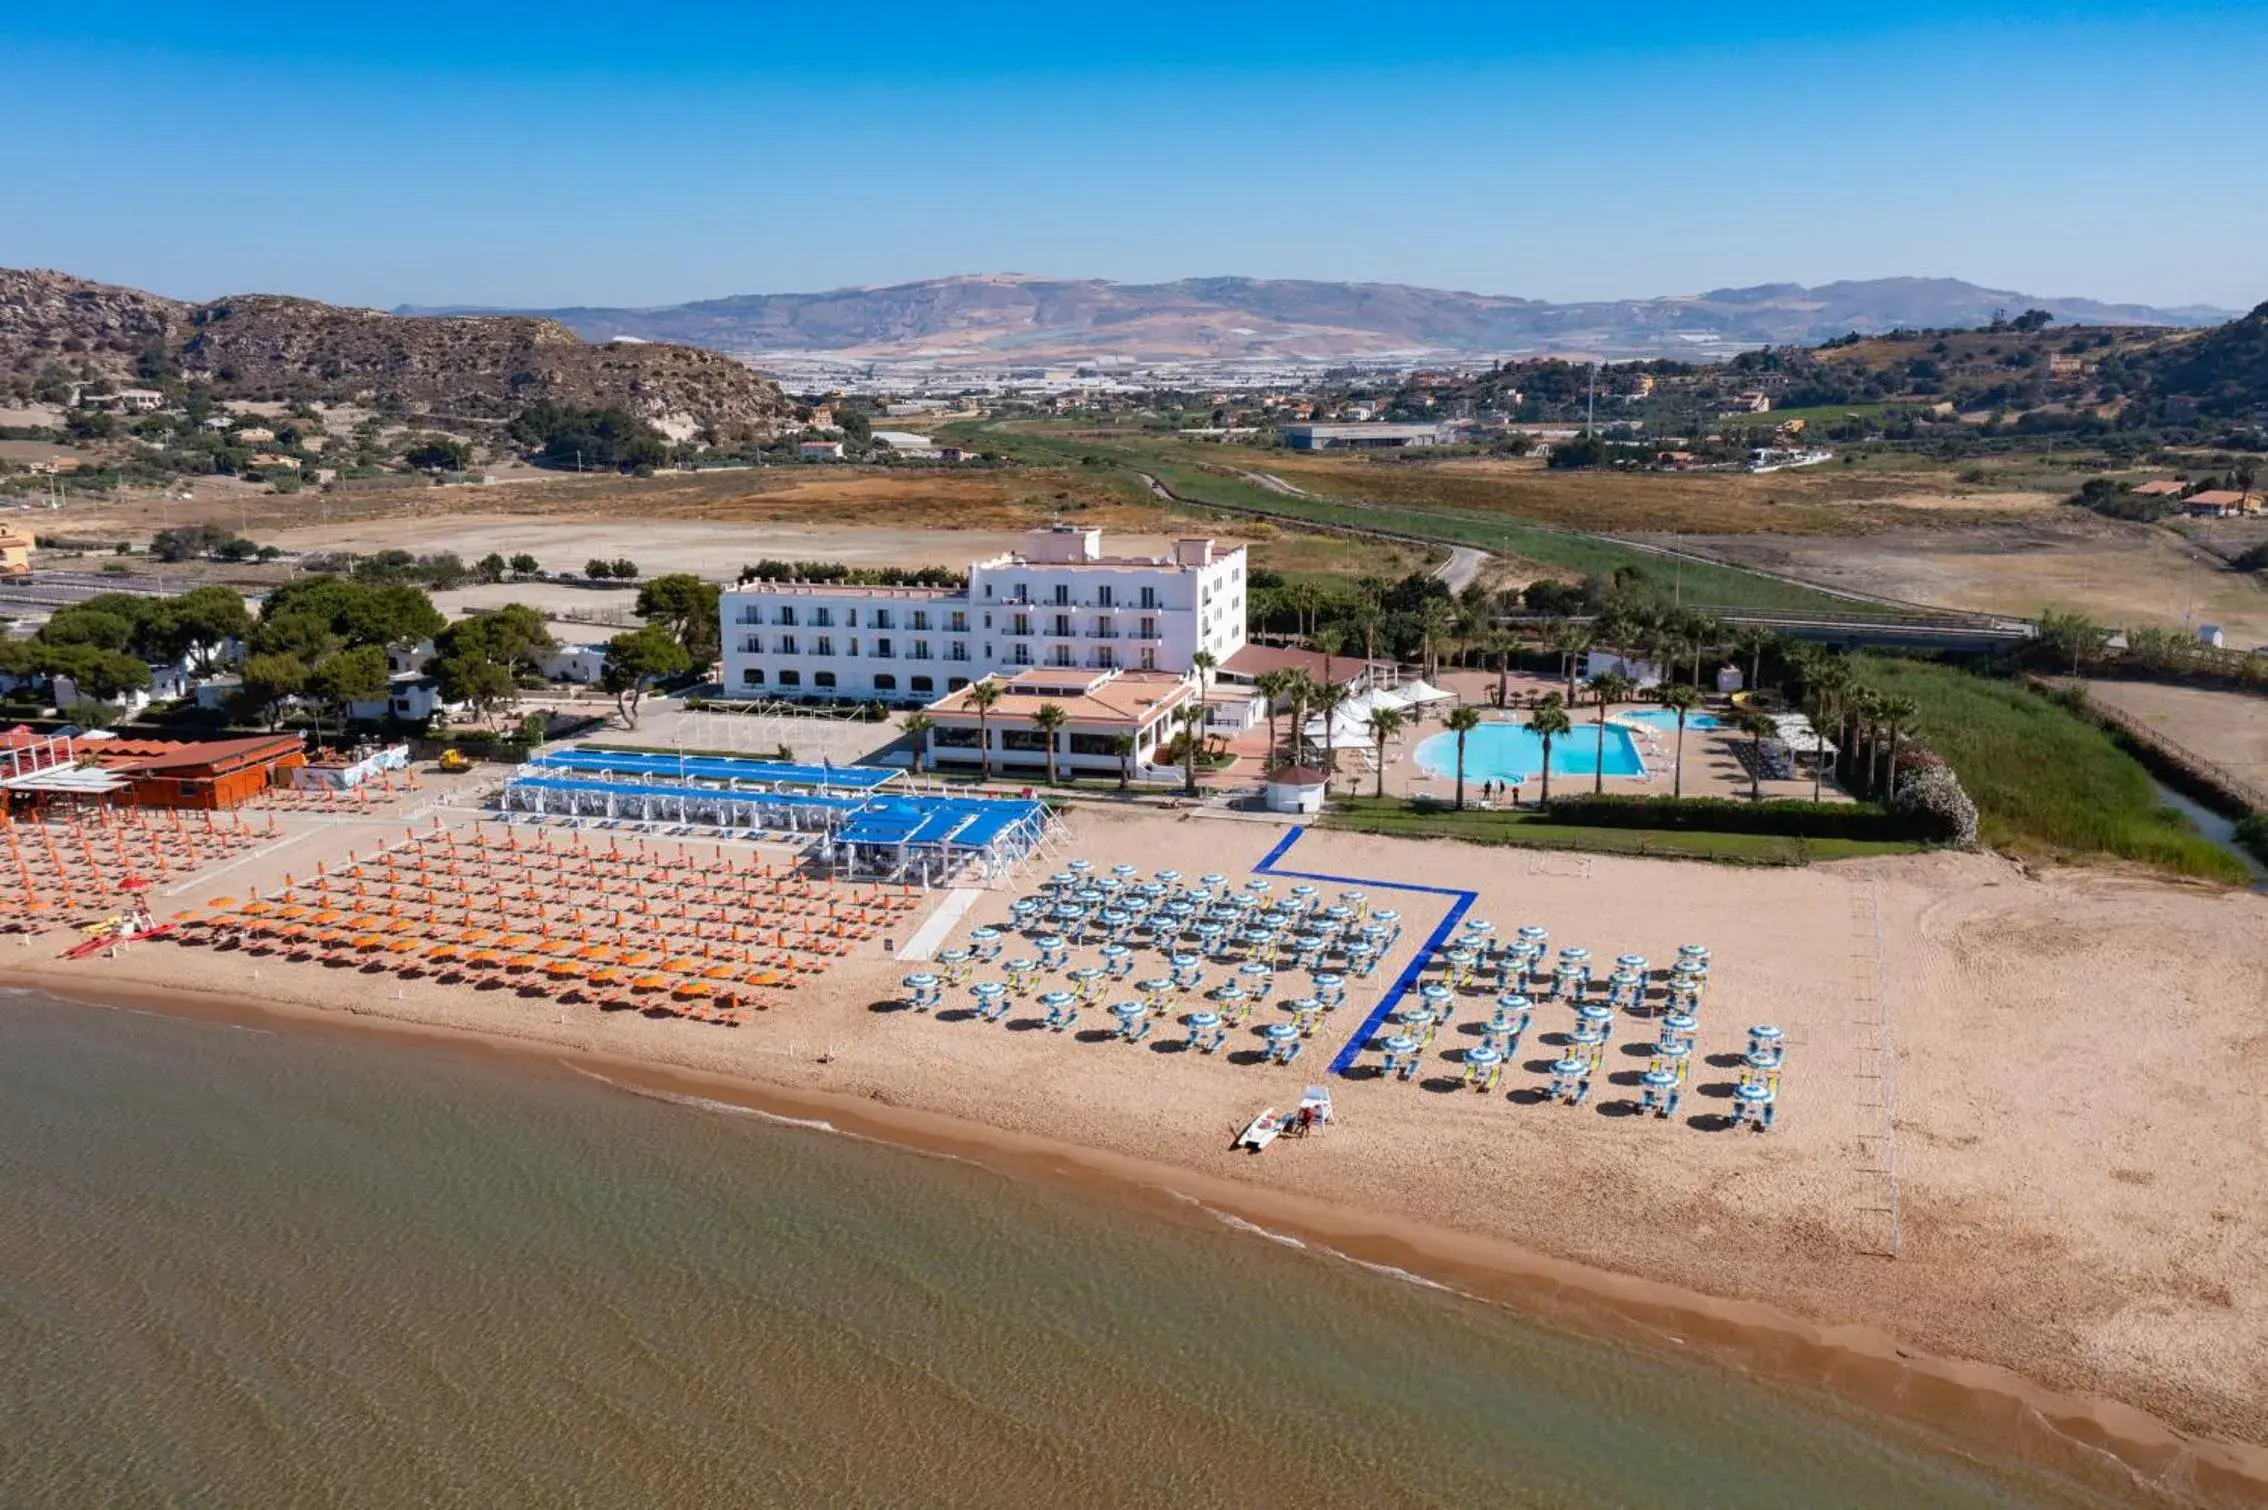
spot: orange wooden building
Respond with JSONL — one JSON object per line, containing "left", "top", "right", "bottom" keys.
{"left": 85, "top": 734, "right": 307, "bottom": 810}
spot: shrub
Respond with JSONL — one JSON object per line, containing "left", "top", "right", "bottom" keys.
{"left": 2237, "top": 811, "right": 2268, "bottom": 867}
{"left": 1541, "top": 793, "right": 1933, "bottom": 842}
{"left": 1891, "top": 762, "right": 1979, "bottom": 848}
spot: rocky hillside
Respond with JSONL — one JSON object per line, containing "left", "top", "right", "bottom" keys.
{"left": 413, "top": 273, "right": 2240, "bottom": 365}
{"left": 1, "top": 268, "right": 791, "bottom": 440}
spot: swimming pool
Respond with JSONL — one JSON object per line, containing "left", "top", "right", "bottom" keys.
{"left": 1414, "top": 720, "right": 1645, "bottom": 783}
{"left": 1615, "top": 709, "right": 1722, "bottom": 732}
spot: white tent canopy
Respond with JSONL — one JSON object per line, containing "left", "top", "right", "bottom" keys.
{"left": 1769, "top": 713, "right": 1837, "bottom": 756}
{"left": 1392, "top": 678, "right": 1454, "bottom": 705}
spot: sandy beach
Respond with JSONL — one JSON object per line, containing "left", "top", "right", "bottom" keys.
{"left": 11, "top": 800, "right": 2268, "bottom": 1504}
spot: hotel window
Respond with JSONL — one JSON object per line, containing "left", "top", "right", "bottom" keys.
{"left": 1012, "top": 644, "right": 1032, "bottom": 666}
{"left": 947, "top": 641, "right": 968, "bottom": 662}
{"left": 776, "top": 634, "right": 798, "bottom": 654}
{"left": 1096, "top": 585, "right": 1113, "bottom": 608}
{"left": 1094, "top": 617, "right": 1113, "bottom": 638}
{"left": 777, "top": 606, "right": 797, "bottom": 626}
{"left": 910, "top": 675, "right": 934, "bottom": 694}
{"left": 1012, "top": 581, "right": 1029, "bottom": 602}
{"left": 912, "top": 610, "right": 930, "bottom": 631}
{"left": 1095, "top": 647, "right": 1115, "bottom": 669}
{"left": 813, "top": 607, "right": 832, "bottom": 628}
{"left": 1011, "top": 614, "right": 1031, "bottom": 636}
{"left": 1140, "top": 587, "right": 1157, "bottom": 609}
{"left": 1052, "top": 584, "right": 1070, "bottom": 605}
{"left": 845, "top": 609, "right": 858, "bottom": 628}
{"left": 1139, "top": 618, "right": 1158, "bottom": 640}
{"left": 874, "top": 674, "right": 897, "bottom": 691}
{"left": 778, "top": 669, "right": 801, "bottom": 687}
{"left": 872, "top": 609, "right": 894, "bottom": 630}
{"left": 814, "top": 636, "right": 834, "bottom": 656}
{"left": 741, "top": 667, "right": 764, "bottom": 686}
{"left": 738, "top": 606, "right": 762, "bottom": 625}
{"left": 949, "top": 677, "right": 971, "bottom": 692}
{"left": 740, "top": 635, "right": 762, "bottom": 653}
{"left": 873, "top": 638, "right": 894, "bottom": 659}
{"left": 910, "top": 641, "right": 932, "bottom": 661}
{"left": 814, "top": 671, "right": 837, "bottom": 689}
{"left": 1049, "top": 646, "right": 1074, "bottom": 668}
{"left": 1140, "top": 648, "right": 1157, "bottom": 671}
{"left": 948, "top": 611, "right": 968, "bottom": 632}
{"left": 1051, "top": 614, "right": 1071, "bottom": 637}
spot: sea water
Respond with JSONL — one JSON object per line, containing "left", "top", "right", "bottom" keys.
{"left": 0, "top": 992, "right": 2114, "bottom": 1508}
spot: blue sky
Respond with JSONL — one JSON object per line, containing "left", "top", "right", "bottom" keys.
{"left": 3, "top": 2, "right": 2262, "bottom": 311}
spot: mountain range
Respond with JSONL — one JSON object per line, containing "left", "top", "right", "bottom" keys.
{"left": 402, "top": 275, "right": 2242, "bottom": 367}
{"left": 1, "top": 269, "right": 792, "bottom": 438}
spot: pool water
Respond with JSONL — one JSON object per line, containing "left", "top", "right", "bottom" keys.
{"left": 1616, "top": 709, "right": 1722, "bottom": 732}
{"left": 1416, "top": 720, "right": 1645, "bottom": 783}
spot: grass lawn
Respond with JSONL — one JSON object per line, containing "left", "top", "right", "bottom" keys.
{"left": 1319, "top": 796, "right": 1928, "bottom": 866}
{"left": 1850, "top": 659, "right": 2251, "bottom": 883}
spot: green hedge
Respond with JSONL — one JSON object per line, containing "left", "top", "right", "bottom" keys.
{"left": 2237, "top": 812, "right": 2268, "bottom": 868}
{"left": 1542, "top": 793, "right": 1933, "bottom": 842}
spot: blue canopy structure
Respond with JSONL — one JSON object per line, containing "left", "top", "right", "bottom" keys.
{"left": 528, "top": 747, "right": 899, "bottom": 791}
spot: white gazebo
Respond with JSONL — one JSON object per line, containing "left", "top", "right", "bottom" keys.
{"left": 1261, "top": 766, "right": 1330, "bottom": 814}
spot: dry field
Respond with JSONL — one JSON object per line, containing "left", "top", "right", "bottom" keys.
{"left": 2073, "top": 680, "right": 2268, "bottom": 794}
{"left": 1670, "top": 515, "right": 2268, "bottom": 644}
{"left": 1245, "top": 446, "right": 2053, "bottom": 535}
{"left": 53, "top": 464, "right": 1414, "bottom": 588}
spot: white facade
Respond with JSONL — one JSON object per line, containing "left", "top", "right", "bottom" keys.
{"left": 718, "top": 526, "right": 1247, "bottom": 704}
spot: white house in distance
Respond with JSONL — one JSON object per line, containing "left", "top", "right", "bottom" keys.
{"left": 718, "top": 525, "right": 1248, "bottom": 705}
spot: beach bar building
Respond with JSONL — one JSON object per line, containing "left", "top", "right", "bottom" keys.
{"left": 0, "top": 731, "right": 305, "bottom": 810}
{"left": 919, "top": 667, "right": 1194, "bottom": 778}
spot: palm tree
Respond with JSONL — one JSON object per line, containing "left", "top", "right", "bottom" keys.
{"left": 1445, "top": 704, "right": 1482, "bottom": 809}
{"left": 1879, "top": 693, "right": 1919, "bottom": 800}
{"left": 1112, "top": 731, "right": 1136, "bottom": 790}
{"left": 900, "top": 711, "right": 934, "bottom": 775}
{"left": 1658, "top": 682, "right": 1704, "bottom": 799}
{"left": 1364, "top": 705, "right": 1405, "bottom": 798}
{"left": 1251, "top": 669, "right": 1292, "bottom": 763}
{"left": 1288, "top": 582, "right": 1323, "bottom": 638}
{"left": 1173, "top": 700, "right": 1205, "bottom": 797}
{"left": 966, "top": 679, "right": 1003, "bottom": 780}
{"left": 1312, "top": 680, "right": 1349, "bottom": 775}
{"left": 1488, "top": 628, "right": 1518, "bottom": 708}
{"left": 1313, "top": 624, "right": 1346, "bottom": 686}
{"left": 1280, "top": 669, "right": 1317, "bottom": 764}
{"left": 1352, "top": 603, "right": 1382, "bottom": 664}
{"left": 1584, "top": 670, "right": 1633, "bottom": 794}
{"left": 1531, "top": 695, "right": 1572, "bottom": 808}
{"left": 1189, "top": 649, "right": 1217, "bottom": 697}
{"left": 1418, "top": 599, "right": 1457, "bottom": 683}
{"left": 1550, "top": 619, "right": 1593, "bottom": 703}
{"left": 1736, "top": 711, "right": 1777, "bottom": 801}
{"left": 1030, "top": 702, "right": 1068, "bottom": 785}
{"left": 1733, "top": 625, "right": 1778, "bottom": 694}
{"left": 1800, "top": 655, "right": 1851, "bottom": 801}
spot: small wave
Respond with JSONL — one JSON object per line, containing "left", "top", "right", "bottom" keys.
{"left": 1199, "top": 1207, "right": 1308, "bottom": 1250}
{"left": 560, "top": 1062, "right": 841, "bottom": 1133}
{"left": 1324, "top": 1249, "right": 1461, "bottom": 1295}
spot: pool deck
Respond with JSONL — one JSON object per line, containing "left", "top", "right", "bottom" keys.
{"left": 1276, "top": 669, "right": 1843, "bottom": 808}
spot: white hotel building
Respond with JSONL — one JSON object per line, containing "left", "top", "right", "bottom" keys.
{"left": 719, "top": 526, "right": 1247, "bottom": 705}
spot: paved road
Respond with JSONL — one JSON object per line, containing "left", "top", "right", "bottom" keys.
{"left": 1430, "top": 546, "right": 1488, "bottom": 594}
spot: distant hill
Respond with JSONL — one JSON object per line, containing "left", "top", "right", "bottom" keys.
{"left": 403, "top": 274, "right": 2241, "bottom": 366}
{"left": 2136, "top": 302, "right": 2268, "bottom": 418}
{"left": 1, "top": 268, "right": 793, "bottom": 439}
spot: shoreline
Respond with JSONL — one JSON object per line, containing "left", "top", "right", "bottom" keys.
{"left": 12, "top": 967, "right": 2265, "bottom": 1508}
